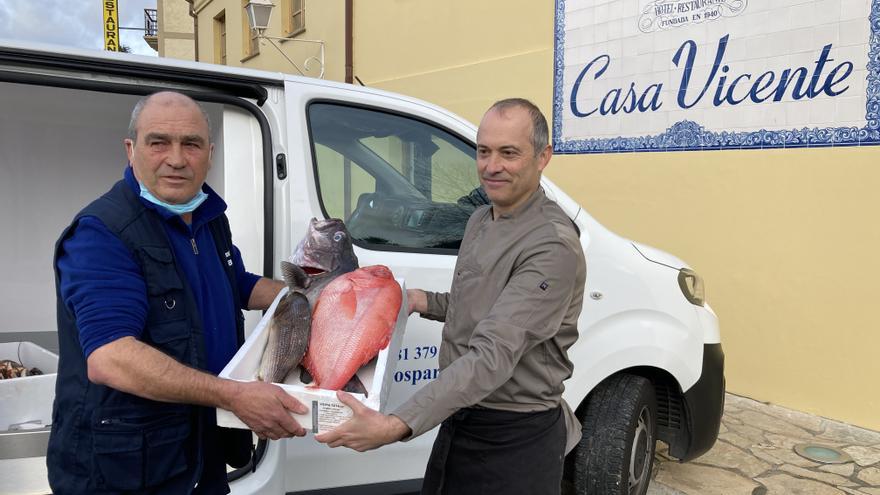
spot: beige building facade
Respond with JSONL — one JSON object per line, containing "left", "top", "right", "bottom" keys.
{"left": 190, "top": 0, "right": 880, "bottom": 432}
{"left": 157, "top": 0, "right": 196, "bottom": 60}
{"left": 187, "top": 0, "right": 345, "bottom": 81}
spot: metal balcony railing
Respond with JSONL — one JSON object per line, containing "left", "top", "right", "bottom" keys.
{"left": 144, "top": 9, "right": 158, "bottom": 38}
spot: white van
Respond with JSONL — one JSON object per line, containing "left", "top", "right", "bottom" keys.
{"left": 0, "top": 40, "right": 724, "bottom": 495}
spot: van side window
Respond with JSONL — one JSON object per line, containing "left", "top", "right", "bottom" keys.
{"left": 308, "top": 103, "right": 483, "bottom": 252}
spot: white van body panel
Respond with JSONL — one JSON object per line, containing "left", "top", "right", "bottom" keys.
{"left": 230, "top": 439, "right": 287, "bottom": 494}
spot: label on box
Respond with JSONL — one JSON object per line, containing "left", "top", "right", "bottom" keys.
{"left": 311, "top": 400, "right": 353, "bottom": 433}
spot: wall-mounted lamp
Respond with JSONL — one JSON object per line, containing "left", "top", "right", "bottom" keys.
{"left": 244, "top": 0, "right": 273, "bottom": 35}
{"left": 245, "top": 0, "right": 325, "bottom": 78}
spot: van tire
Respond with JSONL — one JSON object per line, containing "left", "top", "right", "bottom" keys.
{"left": 572, "top": 374, "right": 657, "bottom": 495}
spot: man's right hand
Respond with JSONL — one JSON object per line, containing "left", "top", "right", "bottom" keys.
{"left": 87, "top": 337, "right": 309, "bottom": 440}
{"left": 224, "top": 380, "right": 309, "bottom": 440}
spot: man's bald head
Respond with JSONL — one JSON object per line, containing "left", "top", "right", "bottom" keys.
{"left": 128, "top": 91, "right": 213, "bottom": 143}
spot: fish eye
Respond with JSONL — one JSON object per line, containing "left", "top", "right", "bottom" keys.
{"left": 333, "top": 232, "right": 345, "bottom": 242}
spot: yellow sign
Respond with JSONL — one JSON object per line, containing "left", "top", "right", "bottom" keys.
{"left": 103, "top": 0, "right": 120, "bottom": 52}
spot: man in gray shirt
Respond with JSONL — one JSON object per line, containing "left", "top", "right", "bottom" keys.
{"left": 316, "top": 98, "right": 586, "bottom": 494}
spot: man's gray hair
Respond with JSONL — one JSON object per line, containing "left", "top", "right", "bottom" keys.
{"left": 127, "top": 91, "right": 213, "bottom": 142}
{"left": 488, "top": 98, "right": 549, "bottom": 157}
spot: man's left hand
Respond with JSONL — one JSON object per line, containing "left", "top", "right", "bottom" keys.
{"left": 314, "top": 391, "right": 412, "bottom": 452}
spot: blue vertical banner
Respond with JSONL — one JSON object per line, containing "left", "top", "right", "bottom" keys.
{"left": 552, "top": 0, "right": 880, "bottom": 152}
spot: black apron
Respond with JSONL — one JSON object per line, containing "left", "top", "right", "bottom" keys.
{"left": 421, "top": 406, "right": 566, "bottom": 495}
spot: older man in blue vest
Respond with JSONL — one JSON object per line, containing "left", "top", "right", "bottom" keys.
{"left": 49, "top": 91, "right": 306, "bottom": 494}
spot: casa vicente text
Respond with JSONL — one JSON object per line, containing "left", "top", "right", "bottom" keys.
{"left": 568, "top": 34, "right": 854, "bottom": 119}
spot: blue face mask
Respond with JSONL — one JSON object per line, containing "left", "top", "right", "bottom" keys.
{"left": 139, "top": 182, "right": 208, "bottom": 215}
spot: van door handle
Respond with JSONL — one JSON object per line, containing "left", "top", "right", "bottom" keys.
{"left": 276, "top": 153, "right": 287, "bottom": 180}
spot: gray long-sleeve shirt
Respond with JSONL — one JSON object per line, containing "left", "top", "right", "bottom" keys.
{"left": 392, "top": 187, "right": 587, "bottom": 452}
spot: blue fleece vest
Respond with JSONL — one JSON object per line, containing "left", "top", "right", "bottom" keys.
{"left": 48, "top": 179, "right": 245, "bottom": 494}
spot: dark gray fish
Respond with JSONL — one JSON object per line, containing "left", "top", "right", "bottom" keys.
{"left": 287, "top": 217, "right": 359, "bottom": 307}
{"left": 258, "top": 291, "right": 310, "bottom": 383}
{"left": 258, "top": 218, "right": 358, "bottom": 383}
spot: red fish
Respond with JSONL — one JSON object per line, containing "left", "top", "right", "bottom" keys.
{"left": 302, "top": 265, "right": 402, "bottom": 391}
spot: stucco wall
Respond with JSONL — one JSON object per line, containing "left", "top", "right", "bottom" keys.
{"left": 158, "top": 0, "right": 195, "bottom": 60}
{"left": 193, "top": 0, "right": 344, "bottom": 81}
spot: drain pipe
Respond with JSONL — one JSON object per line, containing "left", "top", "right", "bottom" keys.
{"left": 345, "top": 0, "right": 353, "bottom": 83}
{"left": 187, "top": 0, "right": 199, "bottom": 62}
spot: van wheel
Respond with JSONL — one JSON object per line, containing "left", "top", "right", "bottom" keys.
{"left": 572, "top": 374, "right": 657, "bottom": 495}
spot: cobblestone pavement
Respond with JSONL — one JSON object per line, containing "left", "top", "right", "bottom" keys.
{"left": 647, "top": 394, "right": 880, "bottom": 495}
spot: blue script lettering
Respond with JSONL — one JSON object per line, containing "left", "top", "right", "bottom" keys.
{"left": 568, "top": 34, "right": 855, "bottom": 119}
{"left": 672, "top": 36, "right": 727, "bottom": 109}
{"left": 673, "top": 34, "right": 853, "bottom": 108}
{"left": 570, "top": 54, "right": 662, "bottom": 117}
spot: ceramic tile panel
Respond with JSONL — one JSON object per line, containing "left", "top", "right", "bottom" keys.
{"left": 838, "top": 18, "right": 866, "bottom": 46}
{"left": 553, "top": 0, "right": 877, "bottom": 153}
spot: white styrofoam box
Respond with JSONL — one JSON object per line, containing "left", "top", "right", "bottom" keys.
{"left": 217, "top": 278, "right": 407, "bottom": 434}
{"left": 0, "top": 342, "right": 59, "bottom": 431}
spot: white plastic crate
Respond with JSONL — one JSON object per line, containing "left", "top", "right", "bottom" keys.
{"left": 0, "top": 342, "right": 58, "bottom": 431}
{"left": 217, "top": 278, "right": 407, "bottom": 434}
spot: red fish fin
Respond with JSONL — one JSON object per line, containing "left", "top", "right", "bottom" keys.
{"left": 338, "top": 288, "right": 357, "bottom": 319}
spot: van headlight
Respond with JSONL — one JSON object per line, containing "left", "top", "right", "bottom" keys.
{"left": 678, "top": 268, "right": 705, "bottom": 306}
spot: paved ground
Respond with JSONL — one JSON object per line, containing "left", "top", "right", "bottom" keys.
{"left": 648, "top": 394, "right": 880, "bottom": 495}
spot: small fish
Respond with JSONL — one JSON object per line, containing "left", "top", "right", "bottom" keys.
{"left": 0, "top": 360, "right": 41, "bottom": 380}
{"left": 258, "top": 218, "right": 359, "bottom": 383}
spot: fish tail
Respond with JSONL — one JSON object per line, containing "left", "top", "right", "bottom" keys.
{"left": 299, "top": 367, "right": 314, "bottom": 385}
{"left": 341, "top": 374, "right": 368, "bottom": 396}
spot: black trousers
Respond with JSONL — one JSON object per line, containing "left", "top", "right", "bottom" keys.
{"left": 421, "top": 406, "right": 566, "bottom": 495}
